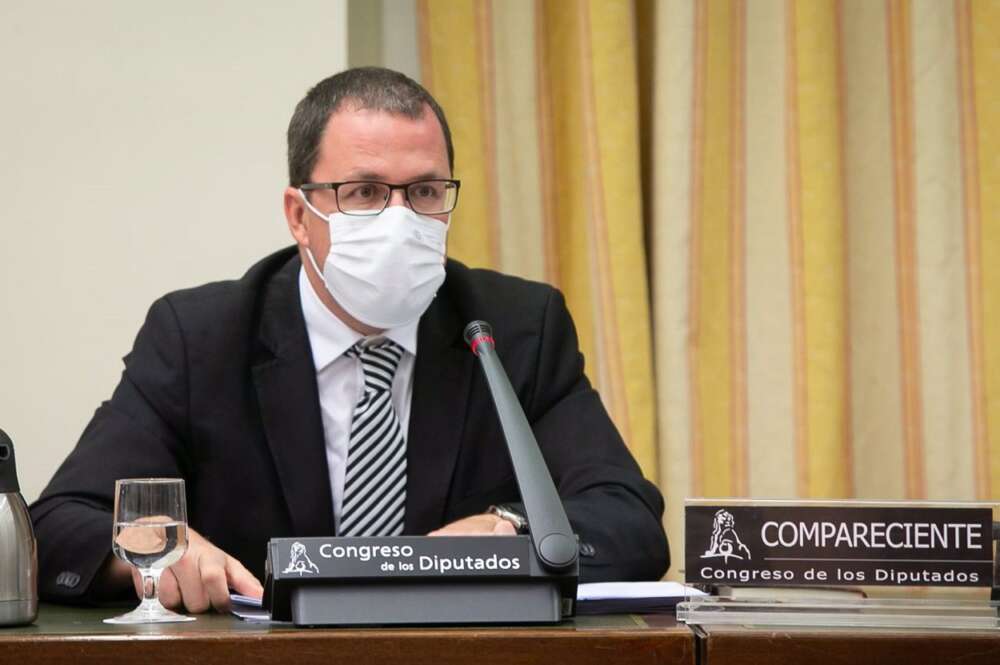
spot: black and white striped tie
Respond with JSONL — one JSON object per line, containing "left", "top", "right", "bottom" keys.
{"left": 338, "top": 340, "right": 407, "bottom": 537}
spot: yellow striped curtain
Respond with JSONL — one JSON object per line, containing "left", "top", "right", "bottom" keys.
{"left": 417, "top": 0, "right": 659, "bottom": 476}
{"left": 414, "top": 0, "right": 1000, "bottom": 579}
{"left": 651, "top": 0, "right": 1000, "bottom": 574}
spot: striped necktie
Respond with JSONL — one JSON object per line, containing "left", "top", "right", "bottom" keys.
{"left": 338, "top": 339, "right": 407, "bottom": 537}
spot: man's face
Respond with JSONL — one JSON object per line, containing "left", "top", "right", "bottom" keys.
{"left": 284, "top": 103, "right": 452, "bottom": 271}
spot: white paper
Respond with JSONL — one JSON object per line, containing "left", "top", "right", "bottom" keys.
{"left": 229, "top": 593, "right": 271, "bottom": 621}
{"left": 576, "top": 581, "right": 706, "bottom": 601}
{"left": 230, "top": 593, "right": 263, "bottom": 607}
{"left": 231, "top": 607, "right": 272, "bottom": 622}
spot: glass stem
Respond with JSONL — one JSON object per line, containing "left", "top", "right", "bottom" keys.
{"left": 139, "top": 569, "right": 163, "bottom": 609}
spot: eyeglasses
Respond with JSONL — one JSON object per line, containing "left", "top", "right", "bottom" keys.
{"left": 300, "top": 179, "right": 461, "bottom": 216}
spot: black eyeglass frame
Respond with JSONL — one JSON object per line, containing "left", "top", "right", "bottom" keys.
{"left": 300, "top": 179, "right": 461, "bottom": 216}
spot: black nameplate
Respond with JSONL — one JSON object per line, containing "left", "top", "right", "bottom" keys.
{"left": 685, "top": 504, "right": 995, "bottom": 588}
{"left": 269, "top": 536, "right": 533, "bottom": 580}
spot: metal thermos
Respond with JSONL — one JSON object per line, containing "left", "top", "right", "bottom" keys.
{"left": 0, "top": 428, "right": 37, "bottom": 626}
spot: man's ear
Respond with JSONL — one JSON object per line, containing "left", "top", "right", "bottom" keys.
{"left": 283, "top": 186, "right": 310, "bottom": 247}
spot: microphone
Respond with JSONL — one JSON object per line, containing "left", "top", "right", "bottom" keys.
{"left": 464, "top": 321, "right": 578, "bottom": 571}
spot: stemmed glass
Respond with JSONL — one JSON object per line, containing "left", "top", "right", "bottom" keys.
{"left": 104, "top": 478, "right": 196, "bottom": 624}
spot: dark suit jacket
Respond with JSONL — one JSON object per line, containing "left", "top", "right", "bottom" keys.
{"left": 30, "top": 247, "right": 669, "bottom": 602}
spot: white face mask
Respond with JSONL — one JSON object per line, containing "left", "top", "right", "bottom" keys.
{"left": 299, "top": 191, "right": 449, "bottom": 330}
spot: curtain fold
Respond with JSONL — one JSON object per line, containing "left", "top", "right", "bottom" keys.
{"left": 418, "top": 0, "right": 659, "bottom": 478}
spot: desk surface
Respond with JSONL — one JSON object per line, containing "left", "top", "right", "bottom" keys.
{"left": 7, "top": 604, "right": 1000, "bottom": 665}
{"left": 0, "top": 604, "right": 696, "bottom": 665}
{"left": 697, "top": 622, "right": 1000, "bottom": 665}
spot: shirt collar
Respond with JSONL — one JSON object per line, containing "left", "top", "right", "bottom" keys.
{"left": 298, "top": 267, "right": 418, "bottom": 372}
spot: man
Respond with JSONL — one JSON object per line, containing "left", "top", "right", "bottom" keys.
{"left": 31, "top": 67, "right": 669, "bottom": 613}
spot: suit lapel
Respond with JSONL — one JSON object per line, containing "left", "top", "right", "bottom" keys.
{"left": 252, "top": 256, "right": 335, "bottom": 537}
{"left": 404, "top": 288, "right": 473, "bottom": 535}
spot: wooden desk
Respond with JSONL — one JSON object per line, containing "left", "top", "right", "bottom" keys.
{"left": 0, "top": 604, "right": 696, "bottom": 665}
{"left": 697, "top": 623, "right": 1000, "bottom": 665}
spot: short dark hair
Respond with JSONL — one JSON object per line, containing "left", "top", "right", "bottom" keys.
{"left": 286, "top": 67, "right": 454, "bottom": 187}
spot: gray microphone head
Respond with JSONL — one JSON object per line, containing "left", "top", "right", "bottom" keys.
{"left": 463, "top": 320, "right": 494, "bottom": 352}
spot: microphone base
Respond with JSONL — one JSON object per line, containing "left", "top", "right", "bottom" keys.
{"left": 264, "top": 535, "right": 578, "bottom": 626}
{"left": 291, "top": 581, "right": 565, "bottom": 627}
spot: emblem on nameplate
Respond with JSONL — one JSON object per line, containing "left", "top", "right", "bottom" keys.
{"left": 282, "top": 541, "right": 320, "bottom": 575}
{"left": 701, "top": 508, "right": 752, "bottom": 563}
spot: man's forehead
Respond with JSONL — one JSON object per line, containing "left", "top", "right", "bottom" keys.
{"left": 339, "top": 168, "right": 444, "bottom": 181}
{"left": 315, "top": 104, "right": 449, "bottom": 177}
{"left": 323, "top": 103, "right": 441, "bottom": 142}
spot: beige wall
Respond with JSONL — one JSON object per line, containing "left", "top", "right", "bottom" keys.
{"left": 0, "top": 1, "right": 348, "bottom": 500}
{"left": 348, "top": 0, "right": 421, "bottom": 79}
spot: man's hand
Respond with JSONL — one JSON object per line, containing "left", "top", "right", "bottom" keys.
{"left": 144, "top": 527, "right": 263, "bottom": 613}
{"left": 104, "top": 526, "right": 262, "bottom": 613}
{"left": 427, "top": 513, "right": 516, "bottom": 536}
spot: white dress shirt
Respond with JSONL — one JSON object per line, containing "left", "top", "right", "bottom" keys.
{"left": 298, "top": 267, "right": 418, "bottom": 531}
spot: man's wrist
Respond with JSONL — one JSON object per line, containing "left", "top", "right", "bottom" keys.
{"left": 90, "top": 553, "right": 136, "bottom": 602}
{"left": 487, "top": 504, "right": 528, "bottom": 534}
